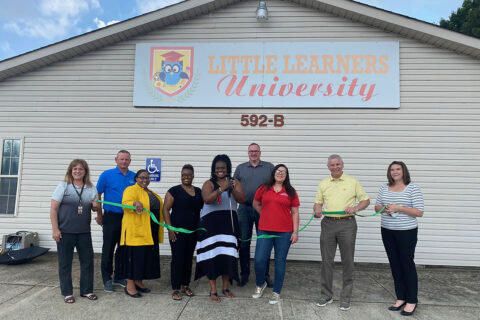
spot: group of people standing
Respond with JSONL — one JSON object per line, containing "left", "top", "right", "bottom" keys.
{"left": 49, "top": 145, "right": 423, "bottom": 316}
{"left": 312, "top": 155, "right": 423, "bottom": 316}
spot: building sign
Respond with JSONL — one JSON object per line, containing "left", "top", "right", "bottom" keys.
{"left": 134, "top": 42, "right": 399, "bottom": 108}
{"left": 146, "top": 158, "right": 161, "bottom": 182}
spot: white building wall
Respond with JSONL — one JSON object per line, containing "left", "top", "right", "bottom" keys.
{"left": 0, "top": 0, "right": 479, "bottom": 266}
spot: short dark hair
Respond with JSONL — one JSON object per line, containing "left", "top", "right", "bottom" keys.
{"left": 210, "top": 154, "right": 232, "bottom": 180}
{"left": 248, "top": 143, "right": 260, "bottom": 150}
{"left": 135, "top": 169, "right": 148, "bottom": 181}
{"left": 387, "top": 161, "right": 411, "bottom": 186}
{"left": 182, "top": 164, "right": 194, "bottom": 173}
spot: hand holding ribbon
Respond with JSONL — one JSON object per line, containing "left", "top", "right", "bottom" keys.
{"left": 321, "top": 205, "right": 386, "bottom": 217}
{"left": 97, "top": 200, "right": 206, "bottom": 234}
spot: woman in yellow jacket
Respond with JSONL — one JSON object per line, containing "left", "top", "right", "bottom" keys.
{"left": 119, "top": 169, "right": 164, "bottom": 298}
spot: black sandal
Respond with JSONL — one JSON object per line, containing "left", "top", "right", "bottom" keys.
{"left": 172, "top": 290, "right": 182, "bottom": 300}
{"left": 182, "top": 286, "right": 194, "bottom": 297}
{"left": 222, "top": 289, "right": 234, "bottom": 298}
{"left": 64, "top": 295, "right": 75, "bottom": 303}
{"left": 80, "top": 293, "right": 98, "bottom": 300}
{"left": 209, "top": 292, "right": 220, "bottom": 302}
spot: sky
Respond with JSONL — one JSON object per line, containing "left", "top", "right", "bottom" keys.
{"left": 0, "top": 0, "right": 465, "bottom": 61}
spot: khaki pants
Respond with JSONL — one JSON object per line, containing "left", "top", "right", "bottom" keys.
{"left": 320, "top": 217, "right": 357, "bottom": 303}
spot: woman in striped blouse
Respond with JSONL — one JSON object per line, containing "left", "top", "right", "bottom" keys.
{"left": 375, "top": 161, "right": 424, "bottom": 316}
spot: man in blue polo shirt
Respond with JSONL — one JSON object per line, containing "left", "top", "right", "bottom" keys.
{"left": 96, "top": 150, "right": 136, "bottom": 292}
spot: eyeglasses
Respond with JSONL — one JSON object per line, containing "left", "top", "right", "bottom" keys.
{"left": 248, "top": 150, "right": 260, "bottom": 153}
{"left": 275, "top": 170, "right": 287, "bottom": 175}
{"left": 137, "top": 176, "right": 150, "bottom": 180}
{"left": 181, "top": 174, "right": 193, "bottom": 178}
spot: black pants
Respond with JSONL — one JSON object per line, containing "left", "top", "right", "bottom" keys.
{"left": 381, "top": 227, "right": 418, "bottom": 304}
{"left": 56, "top": 232, "right": 94, "bottom": 296}
{"left": 169, "top": 233, "right": 196, "bottom": 290}
{"left": 101, "top": 211, "right": 124, "bottom": 284}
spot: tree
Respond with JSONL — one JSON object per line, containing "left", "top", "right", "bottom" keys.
{"left": 439, "top": 0, "right": 480, "bottom": 38}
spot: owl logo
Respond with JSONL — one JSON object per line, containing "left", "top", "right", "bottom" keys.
{"left": 159, "top": 60, "right": 189, "bottom": 85}
{"left": 151, "top": 48, "right": 194, "bottom": 97}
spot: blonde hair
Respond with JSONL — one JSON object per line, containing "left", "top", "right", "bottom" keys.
{"left": 64, "top": 159, "right": 93, "bottom": 187}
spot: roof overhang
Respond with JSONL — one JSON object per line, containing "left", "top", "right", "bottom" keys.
{"left": 0, "top": 0, "right": 240, "bottom": 81}
{"left": 1, "top": 0, "right": 479, "bottom": 81}
{"left": 296, "top": 0, "right": 480, "bottom": 58}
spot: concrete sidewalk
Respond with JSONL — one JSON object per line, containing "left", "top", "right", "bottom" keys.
{"left": 0, "top": 253, "right": 478, "bottom": 320}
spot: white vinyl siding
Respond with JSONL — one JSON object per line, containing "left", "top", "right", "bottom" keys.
{"left": 0, "top": 0, "right": 479, "bottom": 266}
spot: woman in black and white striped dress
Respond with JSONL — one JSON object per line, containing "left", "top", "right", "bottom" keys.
{"left": 375, "top": 161, "right": 424, "bottom": 316}
{"left": 194, "top": 154, "right": 245, "bottom": 302}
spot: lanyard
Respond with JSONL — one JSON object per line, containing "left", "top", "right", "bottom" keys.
{"left": 73, "top": 184, "right": 85, "bottom": 205}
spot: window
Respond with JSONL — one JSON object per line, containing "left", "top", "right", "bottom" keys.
{"left": 0, "top": 139, "right": 22, "bottom": 214}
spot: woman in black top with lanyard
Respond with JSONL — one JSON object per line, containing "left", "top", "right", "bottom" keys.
{"left": 163, "top": 164, "right": 204, "bottom": 300}
{"left": 50, "top": 159, "right": 98, "bottom": 303}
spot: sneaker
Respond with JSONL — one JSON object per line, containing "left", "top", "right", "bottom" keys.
{"left": 269, "top": 292, "right": 280, "bottom": 305}
{"left": 316, "top": 297, "right": 333, "bottom": 307}
{"left": 252, "top": 282, "right": 267, "bottom": 299}
{"left": 339, "top": 301, "right": 351, "bottom": 311}
{"left": 265, "top": 276, "right": 274, "bottom": 288}
{"left": 104, "top": 279, "right": 114, "bottom": 292}
{"left": 113, "top": 279, "right": 127, "bottom": 287}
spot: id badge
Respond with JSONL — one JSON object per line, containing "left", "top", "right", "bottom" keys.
{"left": 78, "top": 205, "right": 83, "bottom": 215}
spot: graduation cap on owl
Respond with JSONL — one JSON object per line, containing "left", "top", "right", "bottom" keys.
{"left": 158, "top": 51, "right": 189, "bottom": 85}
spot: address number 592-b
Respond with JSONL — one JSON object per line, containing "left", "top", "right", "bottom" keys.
{"left": 240, "top": 114, "right": 285, "bottom": 127}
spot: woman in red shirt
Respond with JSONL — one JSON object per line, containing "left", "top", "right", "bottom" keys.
{"left": 251, "top": 164, "right": 300, "bottom": 305}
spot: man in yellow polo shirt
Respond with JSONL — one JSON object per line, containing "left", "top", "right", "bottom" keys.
{"left": 313, "top": 154, "right": 370, "bottom": 311}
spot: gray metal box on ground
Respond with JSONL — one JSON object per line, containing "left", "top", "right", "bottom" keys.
{"left": 1, "top": 232, "right": 39, "bottom": 252}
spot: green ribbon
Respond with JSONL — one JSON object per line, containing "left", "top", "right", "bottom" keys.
{"left": 298, "top": 213, "right": 315, "bottom": 232}
{"left": 239, "top": 234, "right": 280, "bottom": 242}
{"left": 239, "top": 213, "right": 316, "bottom": 242}
{"left": 322, "top": 205, "right": 386, "bottom": 217}
{"left": 97, "top": 200, "right": 206, "bottom": 234}
{"left": 99, "top": 200, "right": 385, "bottom": 240}
{"left": 239, "top": 205, "right": 384, "bottom": 242}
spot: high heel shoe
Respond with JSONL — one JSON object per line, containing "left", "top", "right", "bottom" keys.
{"left": 135, "top": 285, "right": 151, "bottom": 293}
{"left": 124, "top": 287, "right": 142, "bottom": 298}
{"left": 388, "top": 301, "right": 406, "bottom": 311}
{"left": 400, "top": 304, "right": 417, "bottom": 316}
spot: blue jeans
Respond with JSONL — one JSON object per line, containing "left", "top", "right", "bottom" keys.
{"left": 238, "top": 204, "right": 270, "bottom": 280}
{"left": 254, "top": 230, "right": 292, "bottom": 294}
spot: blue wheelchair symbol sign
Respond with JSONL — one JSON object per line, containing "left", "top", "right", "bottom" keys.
{"left": 146, "top": 158, "right": 162, "bottom": 182}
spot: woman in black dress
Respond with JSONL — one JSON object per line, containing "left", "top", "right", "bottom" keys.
{"left": 163, "top": 164, "right": 204, "bottom": 300}
{"left": 119, "top": 169, "right": 164, "bottom": 298}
